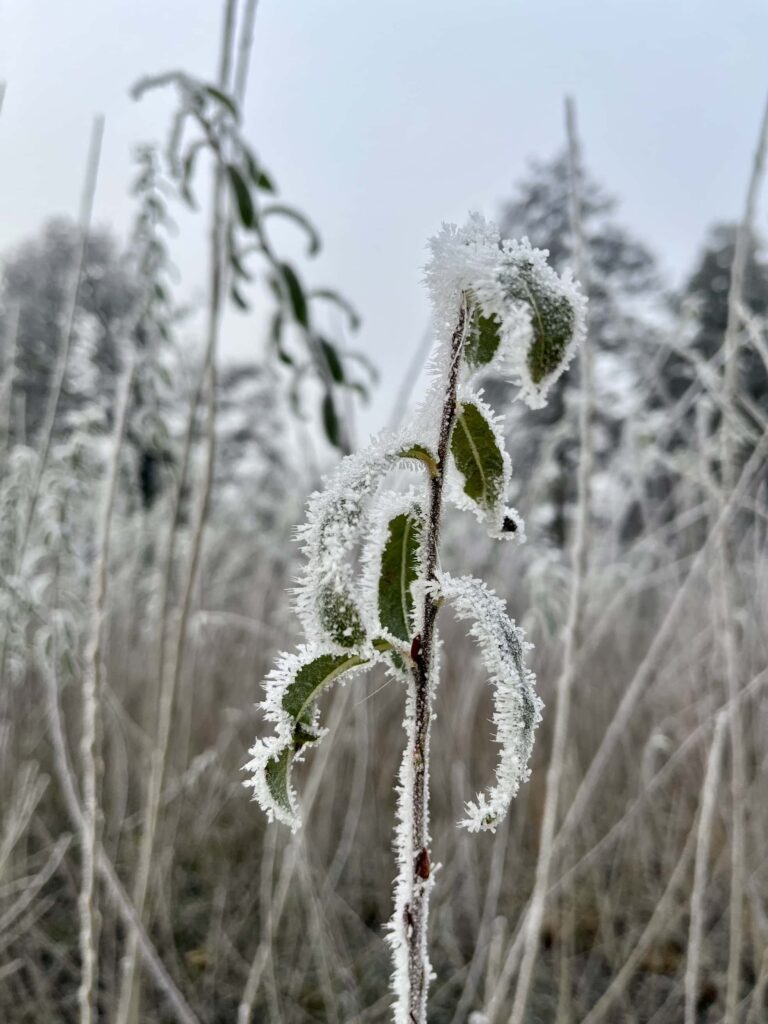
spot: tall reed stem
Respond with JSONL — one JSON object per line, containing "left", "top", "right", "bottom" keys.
{"left": 79, "top": 359, "right": 134, "bottom": 1024}
{"left": 719, "top": 93, "right": 768, "bottom": 1023}
{"left": 115, "top": 5, "right": 239, "bottom": 1021}
{"left": 510, "top": 96, "right": 593, "bottom": 1024}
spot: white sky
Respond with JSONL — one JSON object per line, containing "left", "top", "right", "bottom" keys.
{"left": 1, "top": 0, "right": 767, "bottom": 433}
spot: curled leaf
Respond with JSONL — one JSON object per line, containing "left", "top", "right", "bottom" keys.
{"left": 246, "top": 649, "right": 371, "bottom": 826}
{"left": 439, "top": 573, "right": 542, "bottom": 832}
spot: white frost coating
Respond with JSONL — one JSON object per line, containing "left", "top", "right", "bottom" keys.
{"left": 294, "top": 444, "right": 394, "bottom": 646}
{"left": 492, "top": 238, "right": 587, "bottom": 409}
{"left": 425, "top": 214, "right": 586, "bottom": 410}
{"left": 360, "top": 487, "right": 424, "bottom": 645}
{"left": 294, "top": 424, "right": 433, "bottom": 647}
{"left": 386, "top": 642, "right": 440, "bottom": 1023}
{"left": 440, "top": 572, "right": 542, "bottom": 832}
{"left": 448, "top": 386, "right": 524, "bottom": 543}
{"left": 243, "top": 642, "right": 380, "bottom": 829}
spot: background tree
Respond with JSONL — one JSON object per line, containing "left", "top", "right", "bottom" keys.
{"left": 496, "top": 151, "right": 662, "bottom": 545}
{"left": 0, "top": 219, "right": 138, "bottom": 442}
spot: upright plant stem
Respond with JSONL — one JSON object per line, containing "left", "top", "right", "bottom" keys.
{"left": 405, "top": 299, "right": 468, "bottom": 1023}
{"left": 233, "top": 0, "right": 260, "bottom": 106}
{"left": 79, "top": 359, "right": 134, "bottom": 1024}
{"left": 719, "top": 93, "right": 768, "bottom": 1023}
{"left": 115, "top": 6, "right": 239, "bottom": 1022}
{"left": 510, "top": 96, "right": 593, "bottom": 1024}
{"left": 41, "top": 647, "right": 200, "bottom": 1024}
{"left": 684, "top": 713, "right": 727, "bottom": 1024}
{"left": 0, "top": 301, "right": 20, "bottom": 450}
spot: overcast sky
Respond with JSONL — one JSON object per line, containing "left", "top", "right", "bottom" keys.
{"left": 1, "top": 0, "right": 767, "bottom": 433}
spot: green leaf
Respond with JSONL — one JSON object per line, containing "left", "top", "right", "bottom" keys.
{"left": 317, "top": 581, "right": 365, "bottom": 647}
{"left": 265, "top": 652, "right": 370, "bottom": 816}
{"left": 320, "top": 339, "right": 345, "bottom": 383}
{"left": 203, "top": 84, "right": 238, "bottom": 118}
{"left": 230, "top": 283, "right": 249, "bottom": 310}
{"left": 451, "top": 403, "right": 505, "bottom": 513}
{"left": 399, "top": 444, "right": 438, "bottom": 478}
{"left": 378, "top": 511, "right": 422, "bottom": 643}
{"left": 321, "top": 392, "right": 342, "bottom": 450}
{"left": 279, "top": 263, "right": 309, "bottom": 328}
{"left": 262, "top": 204, "right": 321, "bottom": 257}
{"left": 243, "top": 146, "right": 275, "bottom": 192}
{"left": 265, "top": 748, "right": 292, "bottom": 814}
{"left": 226, "top": 164, "right": 255, "bottom": 229}
{"left": 282, "top": 652, "right": 368, "bottom": 725}
{"left": 180, "top": 142, "right": 204, "bottom": 208}
{"left": 465, "top": 306, "right": 502, "bottom": 368}
{"left": 503, "top": 260, "right": 575, "bottom": 384}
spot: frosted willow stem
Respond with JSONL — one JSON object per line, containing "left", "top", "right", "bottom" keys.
{"left": 406, "top": 299, "right": 468, "bottom": 1022}
{"left": 510, "top": 95, "right": 593, "bottom": 1024}
{"left": 719, "top": 93, "right": 768, "bottom": 1024}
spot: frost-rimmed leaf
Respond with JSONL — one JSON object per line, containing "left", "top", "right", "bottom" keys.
{"left": 377, "top": 506, "right": 423, "bottom": 644}
{"left": 440, "top": 572, "right": 542, "bottom": 832}
{"left": 448, "top": 392, "right": 521, "bottom": 542}
{"left": 464, "top": 303, "right": 501, "bottom": 369}
{"left": 498, "top": 245, "right": 584, "bottom": 399}
{"left": 451, "top": 401, "right": 505, "bottom": 512}
{"left": 295, "top": 434, "right": 439, "bottom": 649}
{"left": 425, "top": 217, "right": 585, "bottom": 410}
{"left": 398, "top": 443, "right": 438, "bottom": 478}
{"left": 244, "top": 646, "right": 374, "bottom": 828}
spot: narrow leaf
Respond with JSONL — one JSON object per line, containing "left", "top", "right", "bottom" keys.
{"left": 440, "top": 573, "right": 542, "bottom": 833}
{"left": 279, "top": 263, "right": 309, "bottom": 328}
{"left": 450, "top": 403, "right": 505, "bottom": 513}
{"left": 378, "top": 511, "right": 422, "bottom": 642}
{"left": 321, "top": 392, "right": 342, "bottom": 451}
{"left": 226, "top": 164, "right": 255, "bottom": 228}
{"left": 263, "top": 204, "right": 321, "bottom": 257}
{"left": 243, "top": 146, "right": 275, "bottom": 192}
{"left": 265, "top": 748, "right": 292, "bottom": 814}
{"left": 320, "top": 339, "right": 345, "bottom": 383}
{"left": 282, "top": 652, "right": 368, "bottom": 724}
{"left": 204, "top": 84, "right": 238, "bottom": 118}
